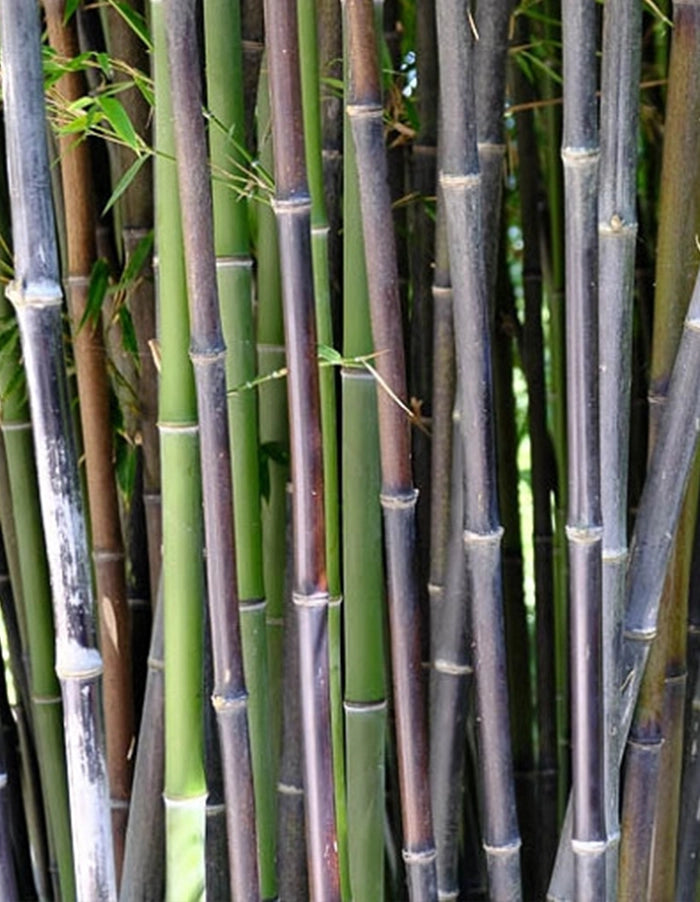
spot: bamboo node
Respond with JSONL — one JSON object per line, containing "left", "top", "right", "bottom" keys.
{"left": 240, "top": 598, "right": 267, "bottom": 613}
{"left": 380, "top": 489, "right": 418, "bottom": 510}
{"left": 343, "top": 699, "right": 387, "bottom": 714}
{"left": 570, "top": 838, "right": 607, "bottom": 855}
{"left": 32, "top": 693, "right": 62, "bottom": 705}
{"left": 622, "top": 625, "right": 656, "bottom": 642}
{"left": 434, "top": 658, "right": 472, "bottom": 676}
{"left": 271, "top": 196, "right": 311, "bottom": 215}
{"left": 215, "top": 256, "right": 254, "bottom": 272}
{"left": 55, "top": 644, "right": 103, "bottom": 681}
{"left": 439, "top": 173, "right": 480, "bottom": 190}
{"left": 0, "top": 420, "right": 31, "bottom": 432}
{"left": 476, "top": 142, "right": 506, "bottom": 159}
{"left": 427, "top": 582, "right": 443, "bottom": 597}
{"left": 482, "top": 838, "right": 522, "bottom": 855}
{"left": 328, "top": 595, "right": 343, "bottom": 608}
{"left": 0, "top": 774, "right": 7, "bottom": 789}
{"left": 565, "top": 525, "right": 603, "bottom": 544}
{"left": 6, "top": 279, "right": 62, "bottom": 309}
{"left": 163, "top": 793, "right": 208, "bottom": 809}
{"left": 401, "top": 847, "right": 437, "bottom": 864}
{"left": 146, "top": 654, "right": 164, "bottom": 671}
{"left": 211, "top": 691, "right": 248, "bottom": 712}
{"left": 561, "top": 147, "right": 600, "bottom": 166}
{"left": 277, "top": 781, "right": 304, "bottom": 796}
{"left": 462, "top": 526, "right": 504, "bottom": 546}
{"left": 205, "top": 804, "right": 226, "bottom": 816}
{"left": 346, "top": 102, "right": 383, "bottom": 120}
{"left": 293, "top": 590, "right": 330, "bottom": 608}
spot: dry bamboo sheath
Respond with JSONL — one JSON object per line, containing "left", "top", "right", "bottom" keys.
{"left": 0, "top": 0, "right": 116, "bottom": 898}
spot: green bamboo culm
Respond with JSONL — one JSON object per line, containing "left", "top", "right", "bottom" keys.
{"left": 255, "top": 60, "right": 289, "bottom": 762}
{"left": 345, "top": 0, "right": 437, "bottom": 896}
{"left": 203, "top": 1, "right": 276, "bottom": 895}
{"left": 0, "top": 1, "right": 116, "bottom": 897}
{"left": 164, "top": 0, "right": 260, "bottom": 896}
{"left": 341, "top": 5, "right": 387, "bottom": 894}
{"left": 152, "top": 2, "right": 207, "bottom": 897}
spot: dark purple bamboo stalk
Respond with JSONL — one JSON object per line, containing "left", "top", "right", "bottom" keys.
{"left": 261, "top": 1, "right": 339, "bottom": 898}
{"left": 597, "top": 0, "right": 642, "bottom": 890}
{"left": 163, "top": 3, "right": 258, "bottom": 897}
{"left": 561, "top": 0, "right": 605, "bottom": 895}
{"left": 345, "top": 1, "right": 437, "bottom": 897}
{"left": 433, "top": 0, "right": 521, "bottom": 897}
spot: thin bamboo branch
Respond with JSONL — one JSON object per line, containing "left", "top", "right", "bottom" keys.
{"left": 345, "top": 0, "right": 437, "bottom": 896}
{"left": 163, "top": 1, "right": 259, "bottom": 896}
{"left": 0, "top": 1, "right": 115, "bottom": 896}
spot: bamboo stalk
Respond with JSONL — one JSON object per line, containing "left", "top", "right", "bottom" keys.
{"left": 297, "top": 2, "right": 349, "bottom": 893}
{"left": 342, "top": 29, "right": 387, "bottom": 893}
{"left": 345, "top": 1, "right": 438, "bottom": 898}
{"left": 0, "top": 1, "right": 116, "bottom": 896}
{"left": 151, "top": 3, "right": 207, "bottom": 896}
{"left": 255, "top": 60, "right": 289, "bottom": 762}
{"left": 276, "top": 483, "right": 308, "bottom": 900}
{"left": 43, "top": 1, "right": 135, "bottom": 874}
{"left": 512, "top": 22, "right": 558, "bottom": 890}
{"left": 675, "top": 666, "right": 700, "bottom": 899}
{"left": 433, "top": 0, "right": 521, "bottom": 896}
{"left": 163, "top": 1, "right": 259, "bottom": 896}
{"left": 560, "top": 0, "right": 606, "bottom": 895}
{"left": 0, "top": 678, "right": 18, "bottom": 902}
{"left": 119, "top": 594, "right": 164, "bottom": 902}
{"left": 262, "top": 0, "right": 340, "bottom": 895}
{"left": 203, "top": 2, "right": 276, "bottom": 894}
{"left": 597, "top": 0, "right": 642, "bottom": 892}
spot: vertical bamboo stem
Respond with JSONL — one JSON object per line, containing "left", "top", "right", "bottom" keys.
{"left": 151, "top": 2, "right": 207, "bottom": 896}
{"left": 262, "top": 0, "right": 340, "bottom": 896}
{"left": 0, "top": 2, "right": 115, "bottom": 896}
{"left": 345, "top": 2, "right": 437, "bottom": 898}
{"left": 163, "top": 2, "right": 259, "bottom": 896}
{"left": 434, "top": 0, "right": 521, "bottom": 895}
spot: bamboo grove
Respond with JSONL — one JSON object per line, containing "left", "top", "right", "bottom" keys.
{"left": 0, "top": 0, "right": 699, "bottom": 899}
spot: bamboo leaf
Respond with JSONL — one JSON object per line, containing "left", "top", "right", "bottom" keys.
{"left": 118, "top": 305, "right": 139, "bottom": 358}
{"left": 119, "top": 231, "right": 154, "bottom": 288}
{"left": 107, "top": 0, "right": 153, "bottom": 50}
{"left": 96, "top": 95, "right": 140, "bottom": 151}
{"left": 80, "top": 258, "right": 111, "bottom": 331}
{"left": 115, "top": 433, "right": 138, "bottom": 501}
{"left": 103, "top": 156, "right": 149, "bottom": 215}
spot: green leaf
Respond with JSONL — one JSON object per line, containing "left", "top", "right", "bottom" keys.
{"left": 103, "top": 156, "right": 149, "bottom": 215}
{"left": 108, "top": 0, "right": 153, "bottom": 50}
{"left": 120, "top": 231, "right": 154, "bottom": 288}
{"left": 97, "top": 95, "right": 140, "bottom": 151}
{"left": 115, "top": 434, "right": 138, "bottom": 502}
{"left": 317, "top": 343, "right": 343, "bottom": 365}
{"left": 64, "top": 0, "right": 80, "bottom": 23}
{"left": 80, "top": 258, "right": 111, "bottom": 331}
{"left": 118, "top": 305, "right": 139, "bottom": 358}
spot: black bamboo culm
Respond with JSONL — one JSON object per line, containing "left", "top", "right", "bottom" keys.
{"left": 597, "top": 0, "right": 642, "bottom": 891}
{"left": 163, "top": 2, "right": 259, "bottom": 897}
{"left": 551, "top": 266, "right": 700, "bottom": 898}
{"left": 561, "top": 0, "right": 606, "bottom": 895}
{"left": 345, "top": 0, "right": 437, "bottom": 897}
{"left": 433, "top": 0, "right": 521, "bottom": 897}
{"left": 261, "top": 0, "right": 340, "bottom": 897}
{"left": 0, "top": 1, "right": 116, "bottom": 898}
